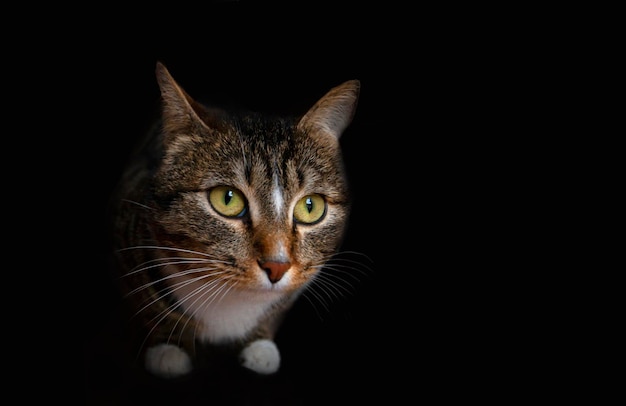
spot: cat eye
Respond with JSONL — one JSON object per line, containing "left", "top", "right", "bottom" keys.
{"left": 208, "top": 186, "right": 247, "bottom": 218}
{"left": 293, "top": 194, "right": 326, "bottom": 224}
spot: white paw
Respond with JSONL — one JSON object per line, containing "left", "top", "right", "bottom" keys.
{"left": 239, "top": 339, "right": 281, "bottom": 374}
{"left": 145, "top": 343, "right": 193, "bottom": 378}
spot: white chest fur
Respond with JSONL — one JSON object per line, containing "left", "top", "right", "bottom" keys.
{"left": 172, "top": 283, "right": 286, "bottom": 343}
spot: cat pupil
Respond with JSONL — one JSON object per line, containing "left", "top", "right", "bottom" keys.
{"left": 305, "top": 197, "right": 313, "bottom": 213}
{"left": 224, "top": 190, "right": 233, "bottom": 205}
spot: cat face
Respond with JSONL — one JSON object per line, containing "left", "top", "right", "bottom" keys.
{"left": 151, "top": 111, "right": 351, "bottom": 296}
{"left": 145, "top": 63, "right": 358, "bottom": 298}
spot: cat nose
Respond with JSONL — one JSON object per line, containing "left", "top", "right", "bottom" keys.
{"left": 259, "top": 260, "right": 291, "bottom": 284}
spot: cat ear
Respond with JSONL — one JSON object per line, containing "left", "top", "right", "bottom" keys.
{"left": 155, "top": 61, "right": 206, "bottom": 139}
{"left": 297, "top": 80, "right": 360, "bottom": 140}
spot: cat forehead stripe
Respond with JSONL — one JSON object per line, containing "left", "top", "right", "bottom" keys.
{"left": 272, "top": 173, "right": 284, "bottom": 217}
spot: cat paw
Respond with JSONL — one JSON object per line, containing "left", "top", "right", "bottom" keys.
{"left": 239, "top": 339, "right": 281, "bottom": 374}
{"left": 144, "top": 343, "right": 193, "bottom": 378}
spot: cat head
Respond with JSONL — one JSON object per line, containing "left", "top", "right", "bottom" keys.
{"left": 144, "top": 62, "right": 360, "bottom": 294}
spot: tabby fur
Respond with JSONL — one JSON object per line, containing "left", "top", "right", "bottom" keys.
{"left": 110, "top": 62, "right": 360, "bottom": 378}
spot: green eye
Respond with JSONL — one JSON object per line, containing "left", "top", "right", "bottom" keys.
{"left": 208, "top": 186, "right": 247, "bottom": 217}
{"left": 293, "top": 194, "right": 326, "bottom": 224}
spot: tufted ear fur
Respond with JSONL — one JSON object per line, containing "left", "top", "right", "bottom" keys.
{"left": 155, "top": 61, "right": 213, "bottom": 144}
{"left": 297, "top": 80, "right": 360, "bottom": 139}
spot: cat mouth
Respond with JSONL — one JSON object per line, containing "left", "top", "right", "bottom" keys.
{"left": 231, "top": 281, "right": 289, "bottom": 298}
{"left": 256, "top": 269, "right": 293, "bottom": 292}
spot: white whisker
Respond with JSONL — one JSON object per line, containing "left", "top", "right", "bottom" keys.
{"left": 125, "top": 266, "right": 226, "bottom": 297}
{"left": 168, "top": 277, "right": 236, "bottom": 345}
{"left": 130, "top": 272, "right": 213, "bottom": 320}
{"left": 186, "top": 279, "right": 239, "bottom": 351}
{"left": 299, "top": 249, "right": 374, "bottom": 319}
{"left": 314, "top": 271, "right": 355, "bottom": 297}
{"left": 135, "top": 272, "right": 226, "bottom": 358}
{"left": 123, "top": 258, "right": 218, "bottom": 278}
{"left": 118, "top": 245, "right": 226, "bottom": 260}
{"left": 121, "top": 199, "right": 154, "bottom": 210}
{"left": 299, "top": 291, "right": 328, "bottom": 322}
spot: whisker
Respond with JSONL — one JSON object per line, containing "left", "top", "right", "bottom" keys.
{"left": 135, "top": 272, "right": 223, "bottom": 358}
{"left": 323, "top": 251, "right": 374, "bottom": 272}
{"left": 327, "top": 259, "right": 374, "bottom": 277}
{"left": 314, "top": 271, "right": 356, "bottom": 297}
{"left": 121, "top": 199, "right": 154, "bottom": 210}
{"left": 168, "top": 277, "right": 236, "bottom": 345}
{"left": 123, "top": 258, "right": 218, "bottom": 278}
{"left": 300, "top": 277, "right": 353, "bottom": 322}
{"left": 130, "top": 274, "right": 208, "bottom": 321}
{"left": 299, "top": 249, "right": 374, "bottom": 320}
{"left": 128, "top": 265, "right": 227, "bottom": 314}
{"left": 125, "top": 266, "right": 226, "bottom": 297}
{"left": 184, "top": 279, "right": 239, "bottom": 351}
{"left": 117, "top": 245, "right": 226, "bottom": 260}
{"left": 309, "top": 273, "right": 351, "bottom": 305}
{"left": 299, "top": 291, "right": 328, "bottom": 322}
{"left": 309, "top": 273, "right": 340, "bottom": 303}
{"left": 313, "top": 263, "right": 363, "bottom": 284}
{"left": 327, "top": 250, "right": 374, "bottom": 264}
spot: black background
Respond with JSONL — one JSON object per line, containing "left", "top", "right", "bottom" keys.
{"left": 71, "top": 2, "right": 541, "bottom": 404}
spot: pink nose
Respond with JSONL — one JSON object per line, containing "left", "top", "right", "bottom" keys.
{"left": 259, "top": 261, "right": 291, "bottom": 283}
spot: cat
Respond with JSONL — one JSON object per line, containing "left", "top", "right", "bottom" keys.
{"left": 109, "top": 61, "right": 361, "bottom": 379}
